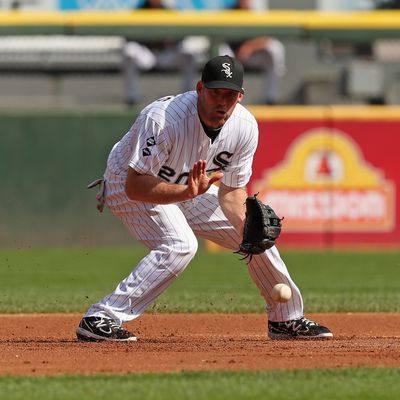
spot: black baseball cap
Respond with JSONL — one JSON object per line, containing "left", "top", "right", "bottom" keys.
{"left": 201, "top": 55, "right": 244, "bottom": 94}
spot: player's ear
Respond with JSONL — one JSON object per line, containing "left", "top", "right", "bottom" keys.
{"left": 196, "top": 81, "right": 203, "bottom": 95}
{"left": 238, "top": 91, "right": 244, "bottom": 102}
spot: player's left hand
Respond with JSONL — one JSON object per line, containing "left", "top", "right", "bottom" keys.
{"left": 186, "top": 160, "right": 223, "bottom": 199}
{"left": 235, "top": 194, "right": 283, "bottom": 261}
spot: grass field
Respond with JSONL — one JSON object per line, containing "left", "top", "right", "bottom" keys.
{"left": 1, "top": 368, "right": 399, "bottom": 400}
{"left": 0, "top": 247, "right": 399, "bottom": 399}
{"left": 0, "top": 247, "right": 399, "bottom": 313}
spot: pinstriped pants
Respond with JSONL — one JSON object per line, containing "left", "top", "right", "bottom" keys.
{"left": 85, "top": 173, "right": 304, "bottom": 325}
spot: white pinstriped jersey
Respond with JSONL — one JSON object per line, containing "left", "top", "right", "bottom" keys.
{"left": 106, "top": 91, "right": 259, "bottom": 189}
{"left": 86, "top": 91, "right": 305, "bottom": 325}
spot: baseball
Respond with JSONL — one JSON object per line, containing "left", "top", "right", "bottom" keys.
{"left": 271, "top": 283, "right": 292, "bottom": 303}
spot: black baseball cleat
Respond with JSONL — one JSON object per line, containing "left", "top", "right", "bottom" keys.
{"left": 268, "top": 317, "right": 333, "bottom": 340}
{"left": 76, "top": 316, "right": 137, "bottom": 342}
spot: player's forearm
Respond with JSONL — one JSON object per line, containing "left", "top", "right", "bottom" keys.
{"left": 125, "top": 161, "right": 223, "bottom": 204}
{"left": 125, "top": 169, "right": 191, "bottom": 204}
{"left": 218, "top": 183, "right": 247, "bottom": 234}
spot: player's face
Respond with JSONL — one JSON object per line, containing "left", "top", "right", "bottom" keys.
{"left": 196, "top": 82, "right": 243, "bottom": 128}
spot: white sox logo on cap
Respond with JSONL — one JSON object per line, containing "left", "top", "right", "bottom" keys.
{"left": 201, "top": 55, "right": 244, "bottom": 93}
{"left": 221, "top": 62, "right": 233, "bottom": 78}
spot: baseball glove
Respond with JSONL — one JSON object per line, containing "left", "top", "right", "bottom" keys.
{"left": 235, "top": 194, "right": 283, "bottom": 261}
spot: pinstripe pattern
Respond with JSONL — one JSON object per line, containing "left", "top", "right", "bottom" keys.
{"left": 85, "top": 91, "right": 304, "bottom": 325}
{"left": 179, "top": 184, "right": 303, "bottom": 322}
{"left": 106, "top": 92, "right": 258, "bottom": 188}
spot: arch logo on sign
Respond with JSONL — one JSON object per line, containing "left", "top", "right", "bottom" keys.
{"left": 254, "top": 128, "right": 395, "bottom": 232}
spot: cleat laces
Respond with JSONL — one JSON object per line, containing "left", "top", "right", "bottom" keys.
{"left": 285, "top": 318, "right": 317, "bottom": 332}
{"left": 92, "top": 318, "right": 127, "bottom": 335}
{"left": 299, "top": 317, "right": 317, "bottom": 327}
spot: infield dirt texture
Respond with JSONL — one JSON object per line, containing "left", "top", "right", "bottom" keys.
{"left": 1, "top": 247, "right": 399, "bottom": 398}
{"left": 1, "top": 313, "right": 399, "bottom": 375}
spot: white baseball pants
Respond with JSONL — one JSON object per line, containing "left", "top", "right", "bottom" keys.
{"left": 85, "top": 172, "right": 304, "bottom": 325}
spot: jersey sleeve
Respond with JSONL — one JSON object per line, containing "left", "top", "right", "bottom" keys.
{"left": 128, "top": 115, "right": 170, "bottom": 176}
{"left": 221, "top": 119, "right": 259, "bottom": 188}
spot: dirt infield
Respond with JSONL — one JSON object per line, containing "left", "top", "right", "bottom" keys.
{"left": 1, "top": 313, "right": 399, "bottom": 375}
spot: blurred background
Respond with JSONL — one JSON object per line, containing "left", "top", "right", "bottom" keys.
{"left": 1, "top": 0, "right": 400, "bottom": 108}
{"left": 1, "top": 0, "right": 400, "bottom": 247}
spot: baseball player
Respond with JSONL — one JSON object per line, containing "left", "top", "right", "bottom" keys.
{"left": 76, "top": 55, "right": 333, "bottom": 341}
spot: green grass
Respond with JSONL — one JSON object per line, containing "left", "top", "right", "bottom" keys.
{"left": 0, "top": 249, "right": 399, "bottom": 397}
{"left": 0, "top": 247, "right": 399, "bottom": 313}
{"left": 0, "top": 368, "right": 399, "bottom": 400}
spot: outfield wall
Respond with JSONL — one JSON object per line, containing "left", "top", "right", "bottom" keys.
{"left": 1, "top": 107, "right": 399, "bottom": 247}
{"left": 0, "top": 110, "right": 136, "bottom": 246}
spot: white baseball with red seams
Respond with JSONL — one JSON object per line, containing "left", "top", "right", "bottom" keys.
{"left": 84, "top": 90, "right": 305, "bottom": 325}
{"left": 271, "top": 283, "right": 292, "bottom": 303}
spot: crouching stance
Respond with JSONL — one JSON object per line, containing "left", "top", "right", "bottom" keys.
{"left": 77, "top": 56, "right": 333, "bottom": 342}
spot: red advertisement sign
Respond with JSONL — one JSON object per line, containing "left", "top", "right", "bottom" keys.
{"left": 248, "top": 106, "right": 400, "bottom": 248}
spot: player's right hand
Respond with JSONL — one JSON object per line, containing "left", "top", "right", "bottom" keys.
{"left": 185, "top": 160, "right": 223, "bottom": 199}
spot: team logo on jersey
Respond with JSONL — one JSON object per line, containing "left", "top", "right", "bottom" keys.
{"left": 146, "top": 136, "right": 156, "bottom": 146}
{"left": 142, "top": 148, "right": 151, "bottom": 157}
{"left": 213, "top": 151, "right": 233, "bottom": 170}
{"left": 221, "top": 63, "right": 233, "bottom": 78}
